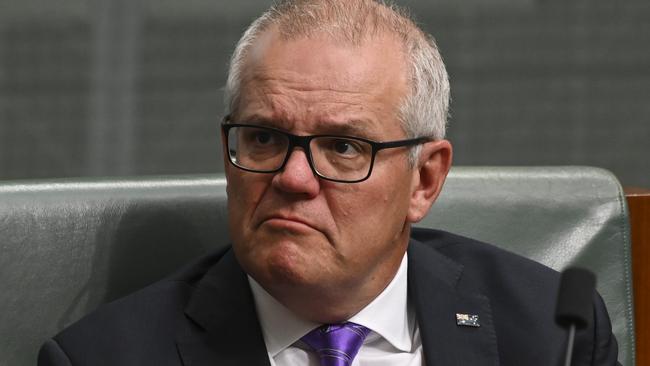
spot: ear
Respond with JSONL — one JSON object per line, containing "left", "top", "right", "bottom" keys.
{"left": 220, "top": 127, "right": 228, "bottom": 163}
{"left": 406, "top": 139, "right": 452, "bottom": 223}
{"left": 221, "top": 125, "right": 232, "bottom": 166}
{"left": 220, "top": 126, "right": 234, "bottom": 186}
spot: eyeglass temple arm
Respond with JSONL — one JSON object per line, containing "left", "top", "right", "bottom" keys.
{"left": 375, "top": 137, "right": 433, "bottom": 150}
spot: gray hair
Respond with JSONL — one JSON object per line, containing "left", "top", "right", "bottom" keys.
{"left": 224, "top": 0, "right": 449, "bottom": 164}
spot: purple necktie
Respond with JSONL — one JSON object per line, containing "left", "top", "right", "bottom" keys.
{"left": 301, "top": 322, "right": 371, "bottom": 366}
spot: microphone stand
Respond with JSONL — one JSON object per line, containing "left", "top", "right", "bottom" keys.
{"left": 563, "top": 324, "right": 576, "bottom": 366}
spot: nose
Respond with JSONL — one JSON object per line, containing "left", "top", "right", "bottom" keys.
{"left": 272, "top": 148, "right": 320, "bottom": 197}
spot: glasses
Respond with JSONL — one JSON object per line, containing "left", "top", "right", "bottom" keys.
{"left": 222, "top": 122, "right": 432, "bottom": 183}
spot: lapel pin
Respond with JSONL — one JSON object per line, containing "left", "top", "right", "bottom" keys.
{"left": 456, "top": 313, "right": 480, "bottom": 327}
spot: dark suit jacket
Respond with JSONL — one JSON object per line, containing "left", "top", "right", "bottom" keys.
{"left": 38, "top": 229, "right": 620, "bottom": 365}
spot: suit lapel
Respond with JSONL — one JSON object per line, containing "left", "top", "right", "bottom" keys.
{"left": 175, "top": 250, "right": 271, "bottom": 366}
{"left": 408, "top": 240, "right": 500, "bottom": 366}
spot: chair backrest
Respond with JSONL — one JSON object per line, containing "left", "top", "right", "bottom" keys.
{"left": 0, "top": 167, "right": 634, "bottom": 365}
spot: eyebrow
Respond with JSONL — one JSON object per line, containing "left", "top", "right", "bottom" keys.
{"left": 311, "top": 120, "right": 378, "bottom": 139}
{"left": 233, "top": 114, "right": 381, "bottom": 139}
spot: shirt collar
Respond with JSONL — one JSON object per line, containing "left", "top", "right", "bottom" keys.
{"left": 248, "top": 253, "right": 413, "bottom": 357}
{"left": 348, "top": 253, "right": 413, "bottom": 352}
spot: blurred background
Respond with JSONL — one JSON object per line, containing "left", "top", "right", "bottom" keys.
{"left": 0, "top": 0, "right": 648, "bottom": 186}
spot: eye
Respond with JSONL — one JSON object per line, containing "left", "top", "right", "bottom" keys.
{"left": 243, "top": 129, "right": 278, "bottom": 146}
{"left": 254, "top": 131, "right": 272, "bottom": 144}
{"left": 331, "top": 139, "right": 363, "bottom": 157}
{"left": 334, "top": 140, "right": 355, "bottom": 154}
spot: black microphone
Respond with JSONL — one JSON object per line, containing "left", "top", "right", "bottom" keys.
{"left": 555, "top": 267, "right": 596, "bottom": 366}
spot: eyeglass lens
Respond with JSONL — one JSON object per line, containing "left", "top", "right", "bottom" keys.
{"left": 227, "top": 125, "right": 373, "bottom": 181}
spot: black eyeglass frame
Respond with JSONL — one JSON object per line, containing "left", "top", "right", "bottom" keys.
{"left": 221, "top": 121, "right": 433, "bottom": 183}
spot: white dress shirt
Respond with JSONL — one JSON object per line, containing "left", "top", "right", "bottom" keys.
{"left": 248, "top": 253, "right": 424, "bottom": 366}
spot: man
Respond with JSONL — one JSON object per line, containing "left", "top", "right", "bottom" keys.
{"left": 39, "top": 0, "right": 620, "bottom": 365}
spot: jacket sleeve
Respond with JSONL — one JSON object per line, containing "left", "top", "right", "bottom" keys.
{"left": 38, "top": 339, "right": 73, "bottom": 366}
{"left": 591, "top": 293, "right": 621, "bottom": 366}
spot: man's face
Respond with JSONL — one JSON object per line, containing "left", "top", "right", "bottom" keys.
{"left": 224, "top": 29, "right": 443, "bottom": 317}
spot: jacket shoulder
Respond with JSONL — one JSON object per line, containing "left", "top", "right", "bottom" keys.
{"left": 42, "top": 248, "right": 229, "bottom": 365}
{"left": 411, "top": 227, "right": 560, "bottom": 284}
{"left": 409, "top": 227, "right": 619, "bottom": 366}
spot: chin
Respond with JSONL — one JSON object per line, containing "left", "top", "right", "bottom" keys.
{"left": 236, "top": 229, "right": 337, "bottom": 288}
{"left": 264, "top": 241, "right": 317, "bottom": 285}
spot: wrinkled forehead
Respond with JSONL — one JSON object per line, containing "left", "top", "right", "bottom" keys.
{"left": 234, "top": 28, "right": 410, "bottom": 135}
{"left": 235, "top": 25, "right": 409, "bottom": 117}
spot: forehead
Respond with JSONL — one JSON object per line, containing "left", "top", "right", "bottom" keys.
{"left": 236, "top": 28, "right": 410, "bottom": 137}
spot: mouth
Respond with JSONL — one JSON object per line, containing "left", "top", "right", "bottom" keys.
{"left": 260, "top": 215, "right": 319, "bottom": 233}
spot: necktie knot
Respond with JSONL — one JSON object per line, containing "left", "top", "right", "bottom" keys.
{"left": 301, "top": 322, "right": 370, "bottom": 366}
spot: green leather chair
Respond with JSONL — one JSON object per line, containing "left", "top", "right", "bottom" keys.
{"left": 0, "top": 167, "right": 635, "bottom": 365}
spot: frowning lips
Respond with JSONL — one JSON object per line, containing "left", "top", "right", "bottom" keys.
{"left": 258, "top": 213, "right": 323, "bottom": 233}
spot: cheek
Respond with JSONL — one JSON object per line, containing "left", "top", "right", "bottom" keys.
{"left": 327, "top": 181, "right": 409, "bottom": 244}
{"left": 226, "top": 174, "right": 267, "bottom": 229}
{"left": 324, "top": 184, "right": 360, "bottom": 222}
